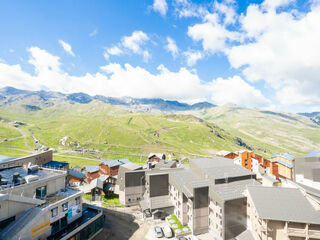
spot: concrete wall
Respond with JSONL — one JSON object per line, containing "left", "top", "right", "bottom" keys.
{"left": 120, "top": 185, "right": 145, "bottom": 206}
{"left": 17, "top": 192, "right": 83, "bottom": 240}
{"left": 0, "top": 151, "right": 53, "bottom": 170}
{"left": 224, "top": 198, "right": 247, "bottom": 239}
{"left": 0, "top": 170, "right": 66, "bottom": 222}
{"left": 208, "top": 200, "right": 223, "bottom": 240}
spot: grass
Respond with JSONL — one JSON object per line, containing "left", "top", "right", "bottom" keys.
{"left": 82, "top": 193, "right": 91, "bottom": 201}
{"left": 166, "top": 214, "right": 191, "bottom": 236}
{"left": 102, "top": 194, "right": 124, "bottom": 207}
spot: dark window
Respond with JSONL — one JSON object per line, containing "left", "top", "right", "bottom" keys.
{"left": 62, "top": 202, "right": 68, "bottom": 211}
{"left": 36, "top": 186, "right": 47, "bottom": 200}
{"left": 51, "top": 207, "right": 58, "bottom": 217}
{"left": 75, "top": 196, "right": 80, "bottom": 205}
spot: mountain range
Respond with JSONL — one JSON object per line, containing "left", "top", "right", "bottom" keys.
{"left": 0, "top": 86, "right": 319, "bottom": 165}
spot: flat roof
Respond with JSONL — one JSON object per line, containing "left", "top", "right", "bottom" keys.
{"left": 0, "top": 167, "right": 63, "bottom": 191}
{"left": 247, "top": 186, "right": 320, "bottom": 224}
{"left": 235, "top": 229, "right": 255, "bottom": 240}
{"left": 0, "top": 155, "right": 15, "bottom": 164}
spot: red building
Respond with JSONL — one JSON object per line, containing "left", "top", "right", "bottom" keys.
{"left": 99, "top": 158, "right": 130, "bottom": 177}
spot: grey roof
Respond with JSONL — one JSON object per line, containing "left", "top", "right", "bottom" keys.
{"left": 235, "top": 229, "right": 255, "bottom": 240}
{"left": 120, "top": 162, "right": 142, "bottom": 171}
{"left": 150, "top": 195, "right": 173, "bottom": 210}
{"left": 169, "top": 168, "right": 210, "bottom": 198}
{"left": 261, "top": 174, "right": 279, "bottom": 183}
{"left": 68, "top": 169, "right": 85, "bottom": 179}
{"left": 84, "top": 165, "right": 99, "bottom": 173}
{"left": 101, "top": 158, "right": 130, "bottom": 167}
{"left": 0, "top": 155, "right": 15, "bottom": 164}
{"left": 295, "top": 182, "right": 320, "bottom": 198}
{"left": 270, "top": 153, "right": 295, "bottom": 161}
{"left": 154, "top": 160, "right": 176, "bottom": 169}
{"left": 305, "top": 151, "right": 320, "bottom": 158}
{"left": 247, "top": 186, "right": 320, "bottom": 224}
{"left": 90, "top": 175, "right": 108, "bottom": 189}
{"left": 190, "top": 157, "right": 234, "bottom": 169}
{"left": 210, "top": 179, "right": 260, "bottom": 202}
{"left": 205, "top": 165, "right": 254, "bottom": 181}
{"left": 0, "top": 167, "right": 62, "bottom": 190}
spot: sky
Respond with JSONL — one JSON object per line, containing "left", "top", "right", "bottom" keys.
{"left": 0, "top": 0, "right": 319, "bottom": 113}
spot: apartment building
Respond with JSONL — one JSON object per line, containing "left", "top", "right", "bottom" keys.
{"left": 0, "top": 164, "right": 104, "bottom": 240}
{"left": 246, "top": 186, "right": 320, "bottom": 240}
{"left": 0, "top": 151, "right": 53, "bottom": 170}
{"left": 148, "top": 153, "right": 166, "bottom": 163}
{"left": 99, "top": 158, "right": 130, "bottom": 176}
{"left": 295, "top": 151, "right": 320, "bottom": 189}
{"left": 270, "top": 153, "right": 295, "bottom": 179}
{"left": 117, "top": 156, "right": 258, "bottom": 239}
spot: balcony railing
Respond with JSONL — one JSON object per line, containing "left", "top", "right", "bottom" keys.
{"left": 309, "top": 229, "right": 320, "bottom": 238}
{"left": 287, "top": 228, "right": 306, "bottom": 237}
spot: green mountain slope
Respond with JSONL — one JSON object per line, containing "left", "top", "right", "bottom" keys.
{"left": 0, "top": 101, "right": 244, "bottom": 165}
{"left": 189, "top": 104, "right": 320, "bottom": 156}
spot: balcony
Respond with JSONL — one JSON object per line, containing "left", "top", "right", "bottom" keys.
{"left": 287, "top": 228, "right": 306, "bottom": 237}
{"left": 309, "top": 229, "right": 320, "bottom": 238}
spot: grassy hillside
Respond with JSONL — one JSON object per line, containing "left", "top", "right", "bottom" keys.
{"left": 0, "top": 101, "right": 243, "bottom": 166}
{"left": 190, "top": 104, "right": 320, "bottom": 157}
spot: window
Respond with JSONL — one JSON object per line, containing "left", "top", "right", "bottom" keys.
{"left": 51, "top": 207, "right": 58, "bottom": 217}
{"left": 62, "top": 202, "right": 68, "bottom": 212}
{"left": 75, "top": 196, "right": 80, "bottom": 205}
{"left": 36, "top": 186, "right": 47, "bottom": 200}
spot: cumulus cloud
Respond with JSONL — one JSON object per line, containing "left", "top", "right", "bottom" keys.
{"left": 184, "top": 50, "right": 203, "bottom": 66}
{"left": 226, "top": 1, "right": 320, "bottom": 106}
{"left": 58, "top": 40, "right": 75, "bottom": 56}
{"left": 153, "top": 0, "right": 168, "bottom": 16}
{"left": 209, "top": 76, "right": 270, "bottom": 108}
{"left": 188, "top": 13, "right": 240, "bottom": 54}
{"left": 104, "top": 31, "right": 151, "bottom": 62}
{"left": 174, "top": 0, "right": 208, "bottom": 18}
{"left": 165, "top": 37, "right": 179, "bottom": 58}
{"left": 0, "top": 46, "right": 269, "bottom": 107}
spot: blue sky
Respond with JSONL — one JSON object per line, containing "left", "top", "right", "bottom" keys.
{"left": 0, "top": 0, "right": 319, "bottom": 112}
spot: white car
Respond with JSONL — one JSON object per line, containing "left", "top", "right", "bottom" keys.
{"left": 163, "top": 225, "right": 173, "bottom": 238}
{"left": 154, "top": 226, "right": 163, "bottom": 238}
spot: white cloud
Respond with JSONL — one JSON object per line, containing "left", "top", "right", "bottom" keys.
{"left": 188, "top": 13, "right": 240, "bottom": 54}
{"left": 184, "top": 50, "right": 203, "bottom": 66}
{"left": 0, "top": 46, "right": 270, "bottom": 108}
{"left": 121, "top": 31, "right": 149, "bottom": 53}
{"left": 153, "top": 0, "right": 168, "bottom": 16}
{"left": 214, "top": 1, "right": 237, "bottom": 25}
{"left": 174, "top": 0, "right": 208, "bottom": 18}
{"left": 104, "top": 31, "right": 151, "bottom": 62}
{"left": 165, "top": 37, "right": 179, "bottom": 58}
{"left": 106, "top": 46, "right": 123, "bottom": 56}
{"left": 227, "top": 2, "right": 320, "bottom": 106}
{"left": 58, "top": 40, "right": 75, "bottom": 56}
{"left": 209, "top": 76, "right": 270, "bottom": 108}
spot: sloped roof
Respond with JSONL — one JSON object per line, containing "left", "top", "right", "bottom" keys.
{"left": 271, "top": 153, "right": 295, "bottom": 161}
{"left": 148, "top": 153, "right": 165, "bottom": 159}
{"left": 247, "top": 186, "right": 320, "bottom": 224}
{"left": 68, "top": 169, "right": 85, "bottom": 179}
{"left": 210, "top": 179, "right": 260, "bottom": 201}
{"left": 305, "top": 151, "right": 320, "bottom": 158}
{"left": 216, "top": 150, "right": 232, "bottom": 157}
{"left": 101, "top": 158, "right": 130, "bottom": 167}
{"left": 235, "top": 229, "right": 255, "bottom": 240}
{"left": 276, "top": 159, "right": 293, "bottom": 168}
{"left": 84, "top": 165, "right": 99, "bottom": 173}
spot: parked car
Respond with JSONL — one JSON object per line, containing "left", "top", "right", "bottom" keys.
{"left": 177, "top": 237, "right": 188, "bottom": 240}
{"left": 163, "top": 225, "right": 173, "bottom": 238}
{"left": 154, "top": 226, "right": 164, "bottom": 238}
